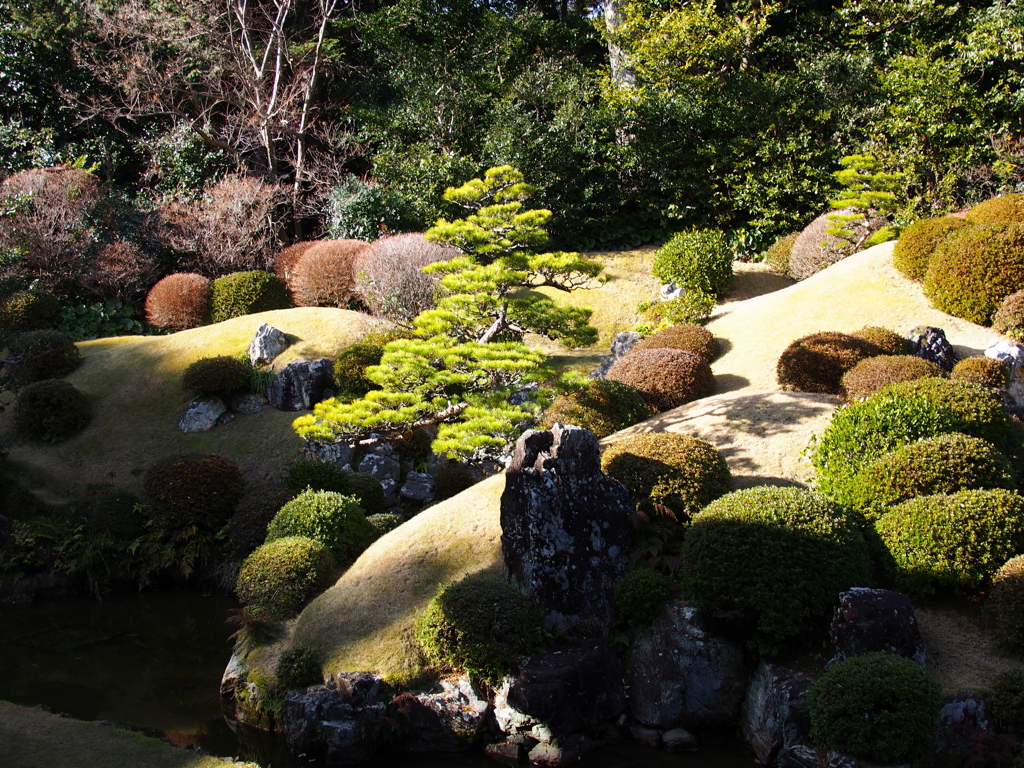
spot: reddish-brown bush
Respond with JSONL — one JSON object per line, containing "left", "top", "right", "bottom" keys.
{"left": 633, "top": 324, "right": 719, "bottom": 363}
{"left": 607, "top": 348, "right": 715, "bottom": 411}
{"left": 144, "top": 273, "right": 212, "bottom": 330}
{"left": 840, "top": 355, "right": 945, "bottom": 401}
{"left": 90, "top": 240, "right": 161, "bottom": 302}
{"left": 353, "top": 233, "right": 460, "bottom": 323}
{"left": 273, "top": 242, "right": 317, "bottom": 282}
{"left": 289, "top": 239, "right": 370, "bottom": 308}
{"left": 777, "top": 332, "right": 883, "bottom": 394}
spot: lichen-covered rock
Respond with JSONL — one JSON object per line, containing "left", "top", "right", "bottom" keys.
{"left": 740, "top": 661, "right": 813, "bottom": 764}
{"left": 357, "top": 454, "right": 400, "bottom": 506}
{"left": 593, "top": 331, "right": 642, "bottom": 379}
{"left": 304, "top": 439, "right": 354, "bottom": 468}
{"left": 249, "top": 322, "right": 290, "bottom": 367}
{"left": 389, "top": 679, "right": 490, "bottom": 752}
{"left": 178, "top": 396, "right": 227, "bottom": 432}
{"left": 500, "top": 425, "right": 634, "bottom": 635}
{"left": 908, "top": 326, "right": 960, "bottom": 372}
{"left": 625, "top": 601, "right": 746, "bottom": 730}
{"left": 400, "top": 471, "right": 433, "bottom": 503}
{"left": 830, "top": 588, "right": 927, "bottom": 667}
{"left": 230, "top": 393, "right": 265, "bottom": 414}
{"left": 267, "top": 358, "right": 333, "bottom": 411}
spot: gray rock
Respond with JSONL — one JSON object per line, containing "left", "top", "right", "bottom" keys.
{"left": 740, "top": 661, "right": 813, "bottom": 764}
{"left": 629, "top": 723, "right": 661, "bottom": 747}
{"left": 179, "top": 397, "right": 227, "bottom": 433}
{"left": 931, "top": 693, "right": 1010, "bottom": 766}
{"left": 400, "top": 471, "right": 433, "bottom": 503}
{"left": 592, "top": 331, "right": 643, "bottom": 379}
{"left": 230, "top": 393, "right": 265, "bottom": 414}
{"left": 390, "top": 678, "right": 490, "bottom": 752}
{"left": 625, "top": 601, "right": 746, "bottom": 730}
{"left": 908, "top": 326, "right": 959, "bottom": 372}
{"left": 987, "top": 341, "right": 1024, "bottom": 415}
{"left": 283, "top": 687, "right": 352, "bottom": 756}
{"left": 527, "top": 734, "right": 589, "bottom": 767}
{"left": 485, "top": 741, "right": 530, "bottom": 766}
{"left": 509, "top": 382, "right": 540, "bottom": 406}
{"left": 660, "top": 282, "right": 684, "bottom": 301}
{"left": 305, "top": 440, "right": 354, "bottom": 468}
{"left": 830, "top": 588, "right": 926, "bottom": 667}
{"left": 266, "top": 358, "right": 334, "bottom": 411}
{"left": 662, "top": 728, "right": 698, "bottom": 752}
{"left": 249, "top": 323, "right": 290, "bottom": 367}
{"left": 358, "top": 454, "right": 401, "bottom": 506}
{"left": 500, "top": 425, "right": 634, "bottom": 635}
{"left": 777, "top": 746, "right": 864, "bottom": 768}
{"left": 216, "top": 410, "right": 235, "bottom": 426}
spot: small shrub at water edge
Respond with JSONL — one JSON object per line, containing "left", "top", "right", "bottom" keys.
{"left": 276, "top": 646, "right": 322, "bottom": 690}
{"left": 266, "top": 489, "right": 375, "bottom": 566}
{"left": 144, "top": 453, "right": 245, "bottom": 534}
{"left": 236, "top": 536, "right": 336, "bottom": 622}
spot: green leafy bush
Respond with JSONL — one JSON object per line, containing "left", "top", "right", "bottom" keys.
{"left": 652, "top": 229, "right": 733, "bottom": 298}
{"left": 892, "top": 216, "right": 969, "bottom": 282}
{"left": 764, "top": 232, "right": 798, "bottom": 276}
{"left": 2, "top": 330, "right": 81, "bottom": 388}
{"left": 633, "top": 324, "right": 719, "bottom": 363}
{"left": 276, "top": 646, "right": 322, "bottom": 690}
{"left": 951, "top": 356, "right": 1008, "bottom": 390}
{"left": 601, "top": 433, "right": 732, "bottom": 520}
{"left": 924, "top": 223, "right": 1024, "bottom": 325}
{"left": 540, "top": 379, "right": 650, "bottom": 438}
{"left": 863, "top": 226, "right": 897, "bottom": 247}
{"left": 966, "top": 193, "right": 1024, "bottom": 225}
{"left": 433, "top": 464, "right": 478, "bottom": 501}
{"left": 236, "top": 536, "right": 336, "bottom": 622}
{"left": 144, "top": 273, "right": 211, "bottom": 331}
{"left": 777, "top": 332, "right": 885, "bottom": 394}
{"left": 226, "top": 483, "right": 294, "bottom": 563}
{"left": 333, "top": 342, "right": 384, "bottom": 397}
{"left": 607, "top": 348, "right": 715, "bottom": 412}
{"left": 637, "top": 291, "right": 716, "bottom": 329}
{"left": 876, "top": 489, "right": 1024, "bottom": 595}
{"left": 680, "top": 487, "right": 872, "bottom": 654}
{"left": 367, "top": 512, "right": 404, "bottom": 538}
{"left": 413, "top": 572, "right": 545, "bottom": 683}
{"left": 807, "top": 652, "right": 942, "bottom": 763}
{"left": 840, "top": 355, "right": 944, "bottom": 402}
{"left": 13, "top": 379, "right": 91, "bottom": 443}
{"left": 849, "top": 433, "right": 1017, "bottom": 516}
{"left": 988, "top": 555, "right": 1024, "bottom": 654}
{"left": 325, "top": 175, "right": 415, "bottom": 241}
{"left": 181, "top": 355, "right": 250, "bottom": 397}
{"left": 614, "top": 568, "right": 674, "bottom": 628}
{"left": 143, "top": 453, "right": 245, "bottom": 534}
{"left": 57, "top": 299, "right": 144, "bottom": 340}
{"left": 850, "top": 326, "right": 911, "bottom": 356}
{"left": 344, "top": 472, "right": 387, "bottom": 517}
{"left": 210, "top": 270, "right": 291, "bottom": 323}
{"left": 810, "top": 378, "right": 1018, "bottom": 508}
{"left": 282, "top": 459, "right": 350, "bottom": 495}
{"left": 993, "top": 290, "right": 1024, "bottom": 341}
{"left": 984, "top": 669, "right": 1024, "bottom": 732}
{"left": 0, "top": 289, "right": 58, "bottom": 332}
{"left": 266, "top": 490, "right": 375, "bottom": 567}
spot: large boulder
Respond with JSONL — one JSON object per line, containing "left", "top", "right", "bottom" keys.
{"left": 625, "top": 602, "right": 746, "bottom": 730}
{"left": 248, "top": 322, "right": 290, "bottom": 367}
{"left": 267, "top": 358, "right": 334, "bottom": 411}
{"left": 178, "top": 396, "right": 227, "bottom": 433}
{"left": 389, "top": 679, "right": 490, "bottom": 752}
{"left": 500, "top": 424, "right": 634, "bottom": 635}
{"left": 740, "top": 661, "right": 813, "bottom": 764}
{"left": 829, "top": 588, "right": 927, "bottom": 667}
{"left": 908, "top": 326, "right": 960, "bottom": 372}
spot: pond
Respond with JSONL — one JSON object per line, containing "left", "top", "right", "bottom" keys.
{"left": 0, "top": 590, "right": 759, "bottom": 768}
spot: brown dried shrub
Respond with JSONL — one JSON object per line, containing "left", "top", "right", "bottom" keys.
{"left": 788, "top": 212, "right": 854, "bottom": 281}
{"left": 289, "top": 239, "right": 370, "bottom": 308}
{"left": 841, "top": 355, "right": 945, "bottom": 402}
{"left": 633, "top": 323, "right": 719, "bottom": 363}
{"left": 777, "top": 332, "right": 883, "bottom": 394}
{"left": 273, "top": 242, "right": 317, "bottom": 282}
{"left": 354, "top": 233, "right": 460, "bottom": 323}
{"left": 144, "top": 273, "right": 211, "bottom": 331}
{"left": 90, "top": 240, "right": 161, "bottom": 302}
{"left": 607, "top": 348, "right": 715, "bottom": 412}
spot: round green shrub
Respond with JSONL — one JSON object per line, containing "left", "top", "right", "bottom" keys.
{"left": 144, "top": 453, "right": 245, "bottom": 534}
{"left": 876, "top": 489, "right": 1024, "bottom": 595}
{"left": 807, "top": 652, "right": 942, "bottom": 763}
{"left": 892, "top": 216, "right": 969, "bottom": 282}
{"left": 984, "top": 669, "right": 1024, "bottom": 732}
{"left": 413, "top": 572, "right": 545, "bottom": 683}
{"left": 343, "top": 472, "right": 387, "bottom": 516}
{"left": 607, "top": 348, "right": 715, "bottom": 412}
{"left": 614, "top": 568, "right": 674, "bottom": 628}
{"left": 967, "top": 193, "right": 1024, "bottom": 225}
{"left": 811, "top": 378, "right": 1018, "bottom": 508}
{"left": 600, "top": 433, "right": 732, "bottom": 519}
{"left": 366, "top": 512, "right": 404, "bottom": 538}
{"left": 633, "top": 324, "right": 719, "bottom": 363}
{"left": 777, "top": 332, "right": 886, "bottom": 394}
{"left": 226, "top": 483, "right": 294, "bottom": 562}
{"left": 951, "top": 356, "right": 1008, "bottom": 390}
{"left": 638, "top": 291, "right": 716, "bottom": 328}
{"left": 864, "top": 225, "right": 897, "bottom": 248}
{"left": 433, "top": 464, "right": 478, "bottom": 501}
{"left": 266, "top": 489, "right": 375, "bottom": 566}
{"left": 924, "top": 223, "right": 1024, "bottom": 325}
{"left": 13, "top": 379, "right": 91, "bottom": 443}
{"left": 181, "top": 355, "right": 250, "bottom": 397}
{"left": 540, "top": 379, "right": 650, "bottom": 439}
{"left": 282, "top": 458, "right": 350, "bottom": 495}
{"left": 851, "top": 326, "right": 911, "bottom": 356}
{"left": 849, "top": 433, "right": 1017, "bottom": 516}
{"left": 0, "top": 289, "right": 59, "bottom": 332}
{"left": 210, "top": 270, "right": 291, "bottom": 323}
{"left": 276, "top": 646, "right": 322, "bottom": 690}
{"left": 993, "top": 290, "right": 1024, "bottom": 341}
{"left": 680, "top": 486, "right": 872, "bottom": 654}
{"left": 333, "top": 342, "right": 384, "bottom": 397}
{"left": 652, "top": 229, "right": 733, "bottom": 299}
{"left": 764, "top": 232, "right": 798, "bottom": 276}
{"left": 3, "top": 330, "right": 81, "bottom": 387}
{"left": 236, "top": 536, "right": 336, "bottom": 622}
{"left": 988, "top": 555, "right": 1024, "bottom": 654}
{"left": 840, "top": 355, "right": 944, "bottom": 402}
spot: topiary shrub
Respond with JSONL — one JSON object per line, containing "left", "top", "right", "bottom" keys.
{"left": 951, "top": 356, "right": 1009, "bottom": 390}
{"left": 807, "top": 652, "right": 942, "bottom": 763}
{"left": 353, "top": 233, "right": 459, "bottom": 323}
{"left": 967, "top": 193, "right": 1024, "bottom": 226}
{"left": 777, "top": 332, "right": 885, "bottom": 394}
{"left": 209, "top": 270, "right": 290, "bottom": 323}
{"left": 988, "top": 555, "right": 1024, "bottom": 654}
{"left": 539, "top": 379, "right": 650, "bottom": 439}
{"left": 607, "top": 348, "right": 715, "bottom": 412}
{"left": 632, "top": 324, "right": 719, "bottom": 363}
{"left": 273, "top": 242, "right": 316, "bottom": 282}
{"left": 993, "top": 290, "right": 1024, "bottom": 342}
{"left": 652, "top": 229, "right": 733, "bottom": 298}
{"left": 876, "top": 489, "right": 1024, "bottom": 595}
{"left": 810, "top": 377, "right": 1018, "bottom": 507}
{"left": 850, "top": 326, "right": 911, "bottom": 356}
{"left": 333, "top": 342, "right": 384, "bottom": 398}
{"left": 276, "top": 646, "right": 322, "bottom": 690}
{"left": 614, "top": 568, "right": 674, "bottom": 628}
{"left": 764, "top": 232, "right": 798, "bottom": 276}
{"left": 144, "top": 273, "right": 211, "bottom": 331}
{"left": 984, "top": 669, "right": 1024, "bottom": 733}
{"left": 288, "top": 239, "right": 370, "bottom": 308}
{"left": 181, "top": 355, "right": 250, "bottom": 397}
{"left": 788, "top": 211, "right": 853, "bottom": 281}
{"left": 848, "top": 433, "right": 1017, "bottom": 516}
{"left": 637, "top": 291, "right": 716, "bottom": 329}
{"left": 892, "top": 216, "right": 969, "bottom": 282}
{"left": 600, "top": 433, "right": 732, "bottom": 520}
{"left": 13, "top": 379, "right": 91, "bottom": 443}
{"left": 2, "top": 330, "right": 81, "bottom": 388}
{"left": 681, "top": 486, "right": 872, "bottom": 654}
{"left": 266, "top": 489, "right": 375, "bottom": 567}
{"left": 0, "top": 289, "right": 59, "bottom": 332}
{"left": 433, "top": 464, "right": 478, "bottom": 501}
{"left": 367, "top": 512, "right": 404, "bottom": 539}
{"left": 343, "top": 472, "right": 387, "bottom": 517}
{"left": 282, "top": 458, "right": 350, "bottom": 495}
{"left": 923, "top": 223, "right": 1024, "bottom": 325}
{"left": 226, "top": 483, "right": 295, "bottom": 563}
{"left": 236, "top": 536, "right": 336, "bottom": 622}
{"left": 413, "top": 572, "right": 545, "bottom": 683}
{"left": 840, "top": 355, "right": 944, "bottom": 402}
{"left": 144, "top": 453, "right": 245, "bottom": 534}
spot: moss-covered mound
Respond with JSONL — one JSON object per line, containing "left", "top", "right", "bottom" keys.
{"left": 967, "top": 193, "right": 1024, "bottom": 225}
{"left": 840, "top": 355, "right": 944, "bottom": 402}
{"left": 633, "top": 323, "right": 719, "bottom": 363}
{"left": 236, "top": 535, "right": 336, "bottom": 622}
{"left": 540, "top": 379, "right": 650, "bottom": 438}
{"left": 777, "top": 331, "right": 884, "bottom": 394}
{"left": 266, "top": 489, "right": 375, "bottom": 567}
{"left": 607, "top": 348, "right": 715, "bottom": 412}
{"left": 892, "top": 216, "right": 969, "bottom": 282}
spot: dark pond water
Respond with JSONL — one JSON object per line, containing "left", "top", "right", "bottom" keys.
{"left": 0, "top": 590, "right": 758, "bottom": 768}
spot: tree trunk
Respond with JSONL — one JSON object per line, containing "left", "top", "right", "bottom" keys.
{"left": 604, "top": 0, "right": 636, "bottom": 88}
